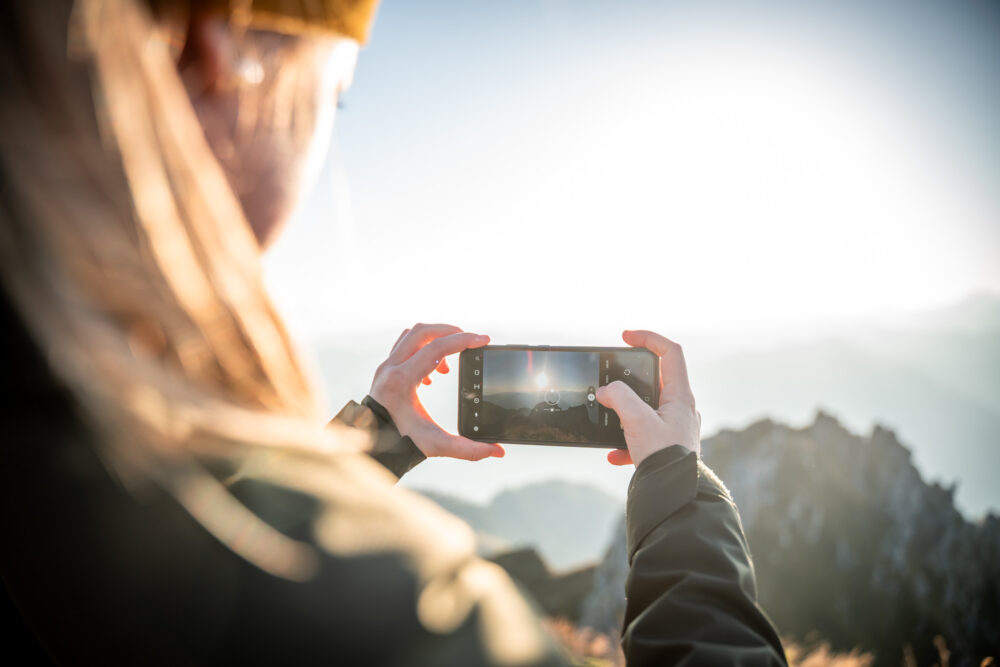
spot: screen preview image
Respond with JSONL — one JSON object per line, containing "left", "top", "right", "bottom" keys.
{"left": 478, "top": 349, "right": 613, "bottom": 444}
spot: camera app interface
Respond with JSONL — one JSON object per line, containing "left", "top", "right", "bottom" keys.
{"left": 466, "top": 348, "right": 656, "bottom": 444}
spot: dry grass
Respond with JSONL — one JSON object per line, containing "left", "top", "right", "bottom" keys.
{"left": 545, "top": 618, "right": 881, "bottom": 667}
{"left": 546, "top": 618, "right": 932, "bottom": 667}
{"left": 544, "top": 619, "right": 625, "bottom": 667}
{"left": 784, "top": 641, "right": 874, "bottom": 667}
{"left": 545, "top": 620, "right": 1000, "bottom": 666}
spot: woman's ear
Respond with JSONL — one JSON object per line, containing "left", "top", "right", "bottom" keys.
{"left": 177, "top": 12, "right": 235, "bottom": 95}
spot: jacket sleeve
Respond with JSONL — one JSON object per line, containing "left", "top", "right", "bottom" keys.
{"left": 622, "top": 445, "right": 787, "bottom": 666}
{"left": 330, "top": 396, "right": 425, "bottom": 479}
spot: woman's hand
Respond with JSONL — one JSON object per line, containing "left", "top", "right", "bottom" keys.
{"left": 370, "top": 324, "right": 505, "bottom": 461}
{"left": 596, "top": 330, "right": 701, "bottom": 467}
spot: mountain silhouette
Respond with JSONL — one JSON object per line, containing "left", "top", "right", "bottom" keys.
{"left": 582, "top": 412, "right": 1000, "bottom": 667}
{"left": 417, "top": 480, "right": 622, "bottom": 571}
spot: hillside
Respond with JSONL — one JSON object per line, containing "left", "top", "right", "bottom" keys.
{"left": 417, "top": 480, "right": 623, "bottom": 571}
{"left": 488, "top": 549, "right": 596, "bottom": 622}
{"left": 582, "top": 413, "right": 1000, "bottom": 667}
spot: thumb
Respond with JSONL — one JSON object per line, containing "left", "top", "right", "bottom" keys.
{"left": 443, "top": 435, "right": 506, "bottom": 462}
{"left": 596, "top": 381, "right": 650, "bottom": 426}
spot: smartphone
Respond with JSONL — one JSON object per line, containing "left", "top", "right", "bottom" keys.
{"left": 457, "top": 345, "right": 659, "bottom": 448}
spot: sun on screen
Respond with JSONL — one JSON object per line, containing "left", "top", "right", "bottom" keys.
{"left": 534, "top": 372, "right": 548, "bottom": 390}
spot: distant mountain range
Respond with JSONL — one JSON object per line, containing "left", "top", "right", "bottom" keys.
{"left": 416, "top": 480, "right": 623, "bottom": 571}
{"left": 583, "top": 413, "right": 1000, "bottom": 667}
{"left": 483, "top": 390, "right": 592, "bottom": 412}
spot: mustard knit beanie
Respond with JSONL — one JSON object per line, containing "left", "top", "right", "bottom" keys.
{"left": 202, "top": 0, "right": 380, "bottom": 43}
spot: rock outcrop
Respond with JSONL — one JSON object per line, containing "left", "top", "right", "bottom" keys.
{"left": 489, "top": 548, "right": 596, "bottom": 622}
{"left": 581, "top": 412, "right": 1000, "bottom": 667}
{"left": 418, "top": 480, "right": 623, "bottom": 571}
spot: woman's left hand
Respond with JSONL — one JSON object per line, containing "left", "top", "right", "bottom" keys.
{"left": 370, "top": 323, "right": 505, "bottom": 461}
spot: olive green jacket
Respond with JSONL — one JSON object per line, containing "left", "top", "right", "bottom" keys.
{"left": 0, "top": 296, "right": 785, "bottom": 665}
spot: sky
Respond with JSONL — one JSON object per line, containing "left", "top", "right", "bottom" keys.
{"left": 265, "top": 0, "right": 1000, "bottom": 345}
{"left": 484, "top": 350, "right": 599, "bottom": 395}
{"left": 261, "top": 0, "right": 1000, "bottom": 510}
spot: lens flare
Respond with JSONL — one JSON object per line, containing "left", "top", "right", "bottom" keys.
{"left": 534, "top": 372, "right": 548, "bottom": 389}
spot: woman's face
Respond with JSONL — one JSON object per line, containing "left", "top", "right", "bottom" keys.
{"left": 176, "top": 14, "right": 358, "bottom": 248}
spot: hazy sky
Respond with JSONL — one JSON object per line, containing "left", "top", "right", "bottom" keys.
{"left": 264, "top": 0, "right": 1000, "bottom": 345}
{"left": 483, "top": 350, "right": 600, "bottom": 394}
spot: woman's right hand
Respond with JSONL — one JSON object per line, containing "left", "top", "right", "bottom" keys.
{"left": 369, "top": 323, "right": 505, "bottom": 462}
{"left": 595, "top": 330, "right": 702, "bottom": 467}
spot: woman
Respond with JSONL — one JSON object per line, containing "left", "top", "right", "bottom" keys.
{"left": 0, "top": 0, "right": 787, "bottom": 664}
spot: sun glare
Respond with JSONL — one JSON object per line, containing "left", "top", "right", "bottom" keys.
{"left": 534, "top": 372, "right": 548, "bottom": 389}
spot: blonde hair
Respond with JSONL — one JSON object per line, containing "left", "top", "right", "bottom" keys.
{"left": 0, "top": 0, "right": 365, "bottom": 578}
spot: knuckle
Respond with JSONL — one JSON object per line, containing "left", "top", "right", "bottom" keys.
{"left": 383, "top": 367, "right": 407, "bottom": 392}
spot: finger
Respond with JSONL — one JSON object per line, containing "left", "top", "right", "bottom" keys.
{"left": 406, "top": 332, "right": 489, "bottom": 381}
{"left": 621, "top": 329, "right": 674, "bottom": 356}
{"left": 622, "top": 329, "right": 694, "bottom": 405}
{"left": 449, "top": 439, "right": 505, "bottom": 461}
{"left": 607, "top": 449, "right": 633, "bottom": 466}
{"left": 389, "top": 323, "right": 464, "bottom": 364}
{"left": 389, "top": 328, "right": 411, "bottom": 357}
{"left": 436, "top": 358, "right": 450, "bottom": 374}
{"left": 420, "top": 424, "right": 505, "bottom": 461}
{"left": 596, "top": 381, "right": 654, "bottom": 426}
{"left": 421, "top": 376, "right": 432, "bottom": 385}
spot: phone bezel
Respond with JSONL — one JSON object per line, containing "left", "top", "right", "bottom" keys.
{"left": 457, "top": 345, "right": 660, "bottom": 449}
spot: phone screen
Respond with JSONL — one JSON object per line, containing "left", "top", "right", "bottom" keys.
{"left": 459, "top": 346, "right": 658, "bottom": 447}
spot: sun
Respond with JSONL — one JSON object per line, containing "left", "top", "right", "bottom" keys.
{"left": 534, "top": 372, "right": 548, "bottom": 389}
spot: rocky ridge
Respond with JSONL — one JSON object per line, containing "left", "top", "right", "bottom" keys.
{"left": 581, "top": 412, "right": 1000, "bottom": 667}
{"left": 418, "top": 480, "right": 623, "bottom": 571}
